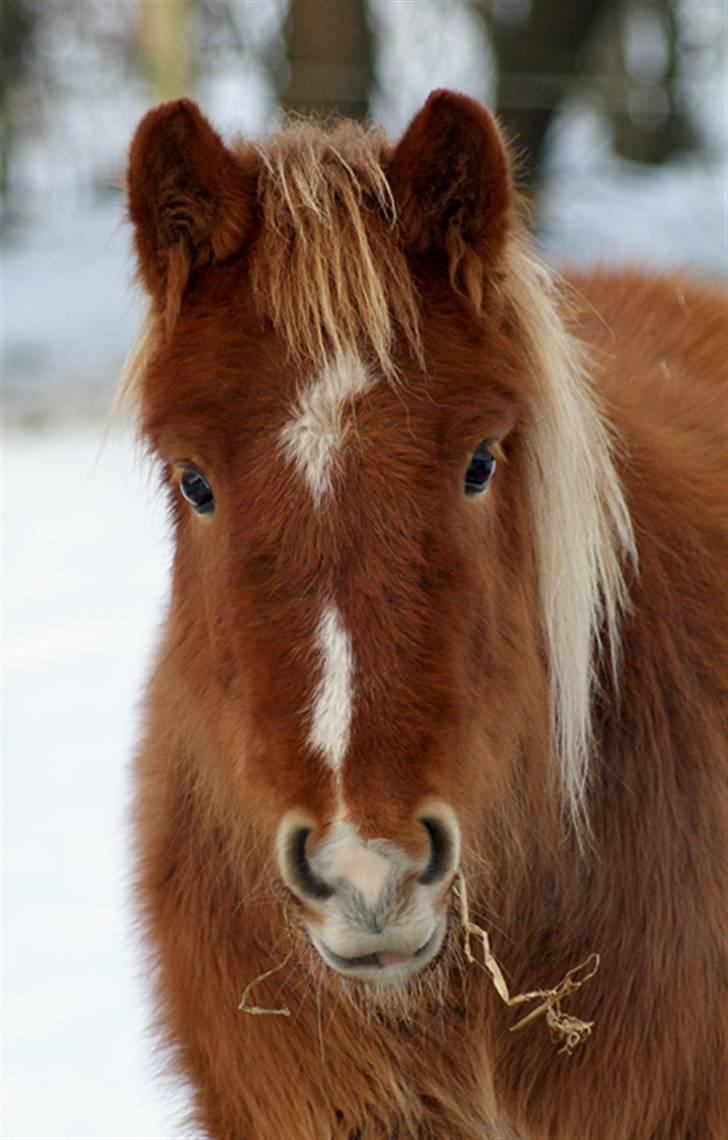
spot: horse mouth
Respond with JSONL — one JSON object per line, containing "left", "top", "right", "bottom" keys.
{"left": 312, "top": 919, "right": 446, "bottom": 976}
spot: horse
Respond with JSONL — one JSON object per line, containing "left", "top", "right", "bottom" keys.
{"left": 124, "top": 90, "right": 726, "bottom": 1139}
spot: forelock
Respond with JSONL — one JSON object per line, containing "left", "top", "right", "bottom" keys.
{"left": 246, "top": 120, "right": 423, "bottom": 379}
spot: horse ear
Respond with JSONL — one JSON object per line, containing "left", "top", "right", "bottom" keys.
{"left": 388, "top": 90, "right": 511, "bottom": 309}
{"left": 127, "top": 98, "right": 256, "bottom": 329}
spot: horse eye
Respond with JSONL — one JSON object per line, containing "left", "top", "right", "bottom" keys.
{"left": 179, "top": 467, "right": 215, "bottom": 515}
{"left": 464, "top": 441, "right": 496, "bottom": 496}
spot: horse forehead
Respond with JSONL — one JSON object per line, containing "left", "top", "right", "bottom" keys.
{"left": 279, "top": 350, "right": 375, "bottom": 507}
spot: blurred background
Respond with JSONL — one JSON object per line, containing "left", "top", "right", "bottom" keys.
{"left": 3, "top": 0, "right": 726, "bottom": 425}
{"left": 2, "top": 1, "right": 726, "bottom": 1135}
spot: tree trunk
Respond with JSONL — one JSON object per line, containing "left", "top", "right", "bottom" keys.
{"left": 481, "top": 0, "right": 610, "bottom": 194}
{"left": 609, "top": 0, "right": 695, "bottom": 164}
{"left": 138, "top": 0, "right": 194, "bottom": 102}
{"left": 281, "top": 0, "right": 373, "bottom": 120}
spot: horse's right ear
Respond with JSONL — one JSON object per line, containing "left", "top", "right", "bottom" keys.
{"left": 388, "top": 90, "right": 512, "bottom": 311}
{"left": 127, "top": 99, "right": 256, "bottom": 329}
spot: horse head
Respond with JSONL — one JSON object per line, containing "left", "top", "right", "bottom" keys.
{"left": 126, "top": 92, "right": 628, "bottom": 987}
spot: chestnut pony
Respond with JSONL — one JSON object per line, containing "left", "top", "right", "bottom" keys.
{"left": 125, "top": 92, "right": 726, "bottom": 1139}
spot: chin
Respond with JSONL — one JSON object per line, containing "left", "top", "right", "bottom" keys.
{"left": 309, "top": 915, "right": 449, "bottom": 993}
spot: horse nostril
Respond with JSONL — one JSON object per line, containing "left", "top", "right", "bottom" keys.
{"left": 419, "top": 816, "right": 456, "bottom": 885}
{"left": 284, "top": 827, "right": 334, "bottom": 902}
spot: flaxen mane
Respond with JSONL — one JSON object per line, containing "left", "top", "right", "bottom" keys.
{"left": 249, "top": 120, "right": 422, "bottom": 377}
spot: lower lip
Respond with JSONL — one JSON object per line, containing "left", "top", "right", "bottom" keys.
{"left": 378, "top": 949, "right": 417, "bottom": 967}
{"left": 313, "top": 920, "right": 445, "bottom": 974}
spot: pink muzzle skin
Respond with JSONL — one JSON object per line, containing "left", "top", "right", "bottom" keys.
{"left": 377, "top": 950, "right": 415, "bottom": 968}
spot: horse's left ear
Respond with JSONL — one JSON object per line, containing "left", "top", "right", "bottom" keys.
{"left": 388, "top": 90, "right": 511, "bottom": 309}
{"left": 127, "top": 98, "right": 256, "bottom": 330}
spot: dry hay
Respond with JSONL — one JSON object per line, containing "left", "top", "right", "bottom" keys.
{"left": 239, "top": 873, "right": 599, "bottom": 1056}
{"left": 453, "top": 872, "right": 599, "bottom": 1055}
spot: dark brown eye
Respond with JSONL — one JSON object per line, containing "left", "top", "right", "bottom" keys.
{"left": 180, "top": 468, "right": 215, "bottom": 515}
{"left": 464, "top": 441, "right": 496, "bottom": 496}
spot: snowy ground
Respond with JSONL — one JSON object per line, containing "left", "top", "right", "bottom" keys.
{"left": 2, "top": 428, "right": 194, "bottom": 1136}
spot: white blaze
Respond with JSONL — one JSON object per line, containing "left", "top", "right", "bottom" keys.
{"left": 280, "top": 351, "right": 371, "bottom": 506}
{"left": 309, "top": 604, "right": 354, "bottom": 779}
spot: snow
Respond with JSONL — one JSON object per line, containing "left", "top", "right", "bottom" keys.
{"left": 537, "top": 110, "right": 727, "bottom": 277}
{"left": 2, "top": 429, "right": 194, "bottom": 1135}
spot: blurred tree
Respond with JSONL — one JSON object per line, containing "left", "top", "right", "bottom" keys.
{"left": 473, "top": 0, "right": 694, "bottom": 196}
{"left": 607, "top": 0, "right": 695, "bottom": 164}
{"left": 281, "top": 0, "right": 373, "bottom": 119}
{"left": 0, "top": 0, "right": 36, "bottom": 192}
{"left": 137, "top": 0, "right": 195, "bottom": 101}
{"left": 481, "top": 0, "right": 609, "bottom": 189}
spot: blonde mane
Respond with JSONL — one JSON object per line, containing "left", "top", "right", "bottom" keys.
{"left": 498, "top": 243, "right": 636, "bottom": 836}
{"left": 248, "top": 120, "right": 422, "bottom": 378}
{"left": 120, "top": 121, "right": 635, "bottom": 837}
